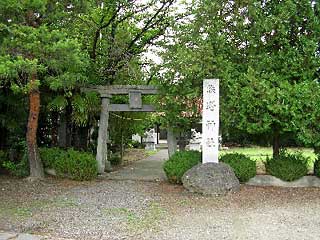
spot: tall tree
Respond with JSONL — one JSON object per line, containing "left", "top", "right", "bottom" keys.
{"left": 160, "top": 0, "right": 320, "bottom": 157}
{"left": 208, "top": 0, "right": 320, "bottom": 157}
{"left": 75, "top": 0, "right": 178, "bottom": 85}
{"left": 0, "top": 1, "right": 89, "bottom": 178}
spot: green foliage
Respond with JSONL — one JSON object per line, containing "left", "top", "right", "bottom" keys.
{"left": 109, "top": 112, "right": 155, "bottom": 155}
{"left": 210, "top": 1, "right": 320, "bottom": 155}
{"left": 54, "top": 149, "right": 97, "bottom": 181}
{"left": 156, "top": 10, "right": 210, "bottom": 131}
{"left": 314, "top": 155, "right": 320, "bottom": 178}
{"left": 219, "top": 153, "right": 256, "bottom": 182}
{"left": 157, "top": 1, "right": 320, "bottom": 154}
{"left": 265, "top": 150, "right": 309, "bottom": 182}
{"left": 71, "top": 92, "right": 100, "bottom": 127}
{"left": 40, "top": 148, "right": 97, "bottom": 181}
{"left": 1, "top": 141, "right": 29, "bottom": 177}
{"left": 39, "top": 147, "right": 67, "bottom": 169}
{"left": 0, "top": 0, "right": 177, "bottom": 163}
{"left": 163, "top": 151, "right": 201, "bottom": 184}
{"left": 2, "top": 157, "right": 29, "bottom": 177}
{"left": 0, "top": 150, "right": 7, "bottom": 163}
{"left": 127, "top": 140, "right": 144, "bottom": 149}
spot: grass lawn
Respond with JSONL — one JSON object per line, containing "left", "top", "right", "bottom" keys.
{"left": 219, "top": 146, "right": 317, "bottom": 174}
{"left": 219, "top": 146, "right": 316, "bottom": 162}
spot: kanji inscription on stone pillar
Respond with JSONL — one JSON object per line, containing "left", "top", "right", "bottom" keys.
{"left": 202, "top": 79, "right": 219, "bottom": 163}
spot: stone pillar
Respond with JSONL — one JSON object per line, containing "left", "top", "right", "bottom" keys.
{"left": 96, "top": 94, "right": 112, "bottom": 174}
{"left": 202, "top": 79, "right": 219, "bottom": 163}
{"left": 167, "top": 126, "right": 177, "bottom": 158}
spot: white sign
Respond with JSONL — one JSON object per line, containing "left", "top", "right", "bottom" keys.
{"left": 202, "top": 79, "right": 219, "bottom": 163}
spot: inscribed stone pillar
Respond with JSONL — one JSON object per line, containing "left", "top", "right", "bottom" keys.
{"left": 96, "top": 94, "right": 112, "bottom": 174}
{"left": 202, "top": 79, "right": 219, "bottom": 163}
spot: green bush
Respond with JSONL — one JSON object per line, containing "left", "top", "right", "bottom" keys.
{"left": 2, "top": 156, "right": 29, "bottom": 177}
{"left": 163, "top": 150, "right": 201, "bottom": 184}
{"left": 314, "top": 155, "right": 320, "bottom": 177}
{"left": 55, "top": 149, "right": 98, "bottom": 181}
{"left": 39, "top": 147, "right": 67, "bottom": 169}
{"left": 40, "top": 147, "right": 97, "bottom": 181}
{"left": 265, "top": 149, "right": 309, "bottom": 182}
{"left": 219, "top": 153, "right": 256, "bottom": 182}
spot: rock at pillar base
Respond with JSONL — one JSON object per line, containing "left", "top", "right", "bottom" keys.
{"left": 182, "top": 162, "right": 240, "bottom": 196}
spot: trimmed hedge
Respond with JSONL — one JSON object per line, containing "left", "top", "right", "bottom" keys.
{"left": 39, "top": 147, "right": 67, "bottom": 169}
{"left": 219, "top": 153, "right": 256, "bottom": 182}
{"left": 163, "top": 150, "right": 201, "bottom": 184}
{"left": 40, "top": 148, "right": 98, "bottom": 181}
{"left": 265, "top": 150, "right": 309, "bottom": 182}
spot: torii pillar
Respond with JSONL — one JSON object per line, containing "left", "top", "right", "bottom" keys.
{"left": 83, "top": 85, "right": 159, "bottom": 174}
{"left": 96, "top": 93, "right": 112, "bottom": 173}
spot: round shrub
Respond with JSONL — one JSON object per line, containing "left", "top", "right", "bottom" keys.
{"left": 54, "top": 149, "right": 98, "bottom": 181}
{"left": 39, "top": 147, "right": 67, "bottom": 169}
{"left": 163, "top": 150, "right": 201, "bottom": 184}
{"left": 40, "top": 147, "right": 97, "bottom": 181}
{"left": 314, "top": 156, "right": 320, "bottom": 177}
{"left": 265, "top": 150, "right": 309, "bottom": 182}
{"left": 219, "top": 153, "right": 256, "bottom": 182}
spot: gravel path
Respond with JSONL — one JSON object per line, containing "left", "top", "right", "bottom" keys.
{"left": 2, "top": 148, "right": 320, "bottom": 240}
{"left": 1, "top": 176, "right": 320, "bottom": 240}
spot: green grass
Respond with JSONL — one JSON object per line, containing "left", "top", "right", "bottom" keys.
{"left": 126, "top": 201, "right": 166, "bottom": 233}
{"left": 103, "top": 202, "right": 166, "bottom": 234}
{"left": 0, "top": 197, "right": 79, "bottom": 221}
{"left": 145, "top": 149, "right": 159, "bottom": 156}
{"left": 219, "top": 146, "right": 316, "bottom": 162}
{"left": 219, "top": 146, "right": 316, "bottom": 173}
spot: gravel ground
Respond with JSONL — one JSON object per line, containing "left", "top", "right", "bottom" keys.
{"left": 1, "top": 176, "right": 320, "bottom": 240}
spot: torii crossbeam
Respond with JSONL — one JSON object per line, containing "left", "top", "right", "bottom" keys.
{"left": 82, "top": 85, "right": 159, "bottom": 174}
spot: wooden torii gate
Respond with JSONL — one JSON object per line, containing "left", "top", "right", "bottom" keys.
{"left": 83, "top": 85, "right": 166, "bottom": 174}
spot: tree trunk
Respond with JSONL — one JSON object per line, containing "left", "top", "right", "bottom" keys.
{"left": 73, "top": 126, "right": 89, "bottom": 150}
{"left": 51, "top": 111, "right": 58, "bottom": 146}
{"left": 58, "top": 104, "right": 72, "bottom": 148}
{"left": 272, "top": 128, "right": 280, "bottom": 159}
{"left": 178, "top": 132, "right": 187, "bottom": 151}
{"left": 167, "top": 126, "right": 177, "bottom": 158}
{"left": 26, "top": 73, "right": 44, "bottom": 178}
{"left": 58, "top": 110, "right": 67, "bottom": 148}
{"left": 65, "top": 103, "right": 73, "bottom": 148}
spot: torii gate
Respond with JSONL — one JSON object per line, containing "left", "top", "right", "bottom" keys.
{"left": 83, "top": 85, "right": 176, "bottom": 174}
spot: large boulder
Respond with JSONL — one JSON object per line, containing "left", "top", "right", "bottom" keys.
{"left": 182, "top": 162, "right": 240, "bottom": 196}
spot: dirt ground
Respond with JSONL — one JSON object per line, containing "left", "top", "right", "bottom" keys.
{"left": 1, "top": 175, "right": 320, "bottom": 240}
